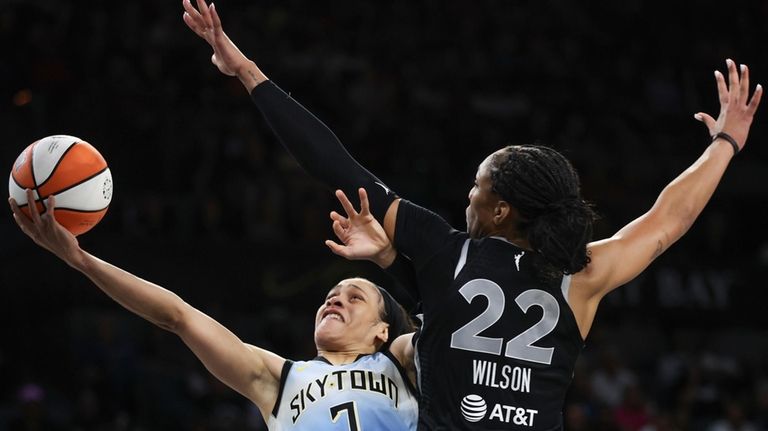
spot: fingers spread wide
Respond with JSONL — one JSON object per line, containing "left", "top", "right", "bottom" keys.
{"left": 325, "top": 240, "right": 348, "bottom": 257}
{"left": 210, "top": 2, "right": 223, "bottom": 29}
{"left": 9, "top": 197, "right": 35, "bottom": 236}
{"left": 196, "top": 0, "right": 214, "bottom": 28}
{"left": 715, "top": 70, "right": 728, "bottom": 106}
{"left": 329, "top": 211, "right": 350, "bottom": 229}
{"left": 335, "top": 189, "right": 358, "bottom": 217}
{"left": 727, "top": 59, "right": 739, "bottom": 103}
{"left": 358, "top": 188, "right": 370, "bottom": 215}
{"left": 748, "top": 84, "right": 763, "bottom": 114}
{"left": 182, "top": 0, "right": 205, "bottom": 30}
{"left": 331, "top": 220, "right": 347, "bottom": 240}
{"left": 25, "top": 189, "right": 42, "bottom": 223}
{"left": 739, "top": 64, "right": 750, "bottom": 104}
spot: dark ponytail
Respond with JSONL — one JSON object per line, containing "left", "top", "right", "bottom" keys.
{"left": 490, "top": 145, "right": 596, "bottom": 274}
{"left": 527, "top": 198, "right": 594, "bottom": 274}
{"left": 376, "top": 285, "right": 416, "bottom": 352}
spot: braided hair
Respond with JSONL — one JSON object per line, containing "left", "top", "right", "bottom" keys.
{"left": 489, "top": 145, "right": 596, "bottom": 275}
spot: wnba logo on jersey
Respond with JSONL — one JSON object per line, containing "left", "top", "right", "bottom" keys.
{"left": 460, "top": 394, "right": 487, "bottom": 422}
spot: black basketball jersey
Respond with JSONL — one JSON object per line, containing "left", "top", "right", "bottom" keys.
{"left": 394, "top": 200, "right": 584, "bottom": 430}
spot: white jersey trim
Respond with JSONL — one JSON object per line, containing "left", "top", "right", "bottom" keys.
{"left": 560, "top": 274, "right": 572, "bottom": 306}
{"left": 454, "top": 239, "right": 471, "bottom": 279}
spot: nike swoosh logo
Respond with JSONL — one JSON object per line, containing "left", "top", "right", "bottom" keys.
{"left": 374, "top": 181, "right": 393, "bottom": 195}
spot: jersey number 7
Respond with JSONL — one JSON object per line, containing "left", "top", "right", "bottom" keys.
{"left": 330, "top": 401, "right": 361, "bottom": 431}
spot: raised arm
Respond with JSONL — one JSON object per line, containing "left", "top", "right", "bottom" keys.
{"left": 182, "top": 0, "right": 401, "bottom": 229}
{"left": 571, "top": 60, "right": 762, "bottom": 329}
{"left": 9, "top": 191, "right": 284, "bottom": 418}
{"left": 182, "top": 0, "right": 266, "bottom": 91}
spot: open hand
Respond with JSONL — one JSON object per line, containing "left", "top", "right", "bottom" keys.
{"left": 325, "top": 188, "right": 397, "bottom": 267}
{"left": 695, "top": 59, "right": 762, "bottom": 152}
{"left": 182, "top": 0, "right": 251, "bottom": 77}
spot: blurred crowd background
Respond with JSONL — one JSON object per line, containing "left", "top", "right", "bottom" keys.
{"left": 1, "top": 0, "right": 768, "bottom": 429}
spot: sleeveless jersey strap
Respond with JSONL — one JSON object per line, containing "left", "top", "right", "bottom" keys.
{"left": 383, "top": 350, "right": 420, "bottom": 398}
{"left": 271, "top": 359, "right": 294, "bottom": 418}
{"left": 560, "top": 274, "right": 572, "bottom": 306}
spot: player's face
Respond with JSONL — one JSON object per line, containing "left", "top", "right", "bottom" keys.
{"left": 314, "top": 278, "right": 389, "bottom": 352}
{"left": 466, "top": 151, "right": 502, "bottom": 238}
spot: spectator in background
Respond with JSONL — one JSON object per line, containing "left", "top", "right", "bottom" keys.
{"left": 709, "top": 400, "right": 758, "bottom": 431}
{"left": 592, "top": 349, "right": 639, "bottom": 408}
{"left": 613, "top": 385, "right": 650, "bottom": 431}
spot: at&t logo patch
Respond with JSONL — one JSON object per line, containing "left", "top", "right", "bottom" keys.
{"left": 459, "top": 394, "right": 539, "bottom": 426}
{"left": 460, "top": 394, "right": 487, "bottom": 423}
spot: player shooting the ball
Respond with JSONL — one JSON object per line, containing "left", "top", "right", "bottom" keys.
{"left": 8, "top": 187, "right": 420, "bottom": 430}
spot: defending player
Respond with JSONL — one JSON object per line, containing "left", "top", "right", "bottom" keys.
{"left": 182, "top": 0, "right": 761, "bottom": 428}
{"left": 8, "top": 188, "right": 418, "bottom": 430}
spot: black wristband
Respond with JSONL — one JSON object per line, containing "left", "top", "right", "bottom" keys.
{"left": 712, "top": 132, "right": 740, "bottom": 155}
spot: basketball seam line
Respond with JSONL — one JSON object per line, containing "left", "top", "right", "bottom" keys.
{"left": 37, "top": 166, "right": 110, "bottom": 201}
{"left": 54, "top": 206, "right": 109, "bottom": 213}
{"left": 15, "top": 203, "right": 109, "bottom": 213}
{"left": 18, "top": 166, "right": 110, "bottom": 214}
{"left": 10, "top": 173, "right": 28, "bottom": 190}
{"left": 34, "top": 141, "right": 80, "bottom": 190}
{"left": 29, "top": 143, "right": 46, "bottom": 216}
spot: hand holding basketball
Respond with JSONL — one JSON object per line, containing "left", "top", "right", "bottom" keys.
{"left": 8, "top": 135, "right": 112, "bottom": 235}
{"left": 9, "top": 190, "right": 84, "bottom": 268}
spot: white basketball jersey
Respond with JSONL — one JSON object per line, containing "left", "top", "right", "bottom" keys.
{"left": 268, "top": 351, "right": 418, "bottom": 431}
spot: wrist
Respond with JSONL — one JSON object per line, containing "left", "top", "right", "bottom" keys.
{"left": 236, "top": 61, "right": 268, "bottom": 92}
{"left": 374, "top": 244, "right": 398, "bottom": 269}
{"left": 711, "top": 132, "right": 740, "bottom": 156}
{"left": 67, "top": 247, "right": 90, "bottom": 272}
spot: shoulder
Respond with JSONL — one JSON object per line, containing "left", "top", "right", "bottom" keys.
{"left": 387, "top": 333, "right": 415, "bottom": 369}
{"left": 246, "top": 344, "right": 289, "bottom": 383}
{"left": 395, "top": 199, "right": 462, "bottom": 235}
{"left": 571, "top": 237, "right": 621, "bottom": 297}
{"left": 385, "top": 334, "right": 417, "bottom": 389}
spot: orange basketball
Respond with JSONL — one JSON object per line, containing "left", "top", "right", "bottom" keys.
{"left": 8, "top": 135, "right": 113, "bottom": 235}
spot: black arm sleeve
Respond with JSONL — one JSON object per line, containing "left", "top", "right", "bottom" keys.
{"left": 250, "top": 80, "right": 396, "bottom": 220}
{"left": 384, "top": 253, "right": 421, "bottom": 312}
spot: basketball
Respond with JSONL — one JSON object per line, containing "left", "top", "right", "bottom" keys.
{"left": 8, "top": 135, "right": 113, "bottom": 235}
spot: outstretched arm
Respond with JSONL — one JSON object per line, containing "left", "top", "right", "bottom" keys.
{"left": 9, "top": 191, "right": 283, "bottom": 418}
{"left": 182, "top": 0, "right": 400, "bottom": 227}
{"left": 571, "top": 60, "right": 762, "bottom": 333}
{"left": 182, "top": 0, "right": 267, "bottom": 92}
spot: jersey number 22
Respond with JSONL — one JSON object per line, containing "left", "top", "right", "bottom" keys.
{"left": 450, "top": 279, "right": 560, "bottom": 365}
